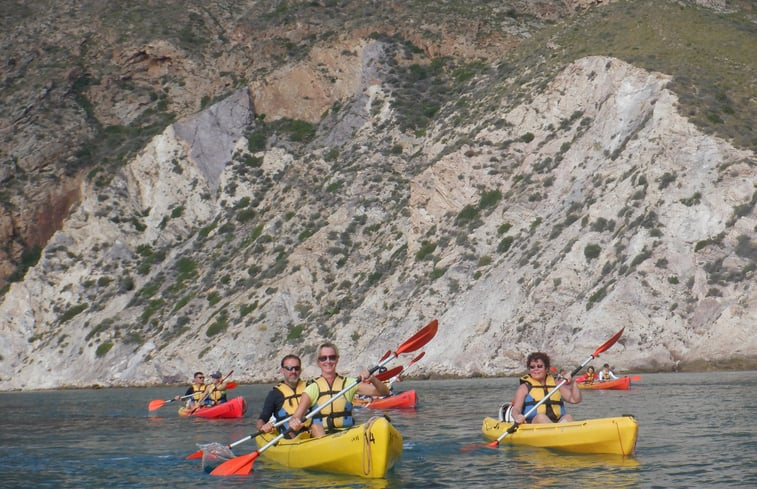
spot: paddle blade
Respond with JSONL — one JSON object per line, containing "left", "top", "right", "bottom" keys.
{"left": 593, "top": 327, "right": 624, "bottom": 357}
{"left": 186, "top": 449, "right": 204, "bottom": 460}
{"left": 226, "top": 381, "right": 237, "bottom": 390}
{"left": 408, "top": 351, "right": 425, "bottom": 366}
{"left": 376, "top": 365, "right": 403, "bottom": 382}
{"left": 378, "top": 350, "right": 392, "bottom": 362}
{"left": 148, "top": 399, "right": 167, "bottom": 411}
{"left": 486, "top": 440, "right": 500, "bottom": 448}
{"left": 396, "top": 319, "right": 438, "bottom": 355}
{"left": 210, "top": 451, "right": 260, "bottom": 476}
{"left": 631, "top": 375, "right": 642, "bottom": 381}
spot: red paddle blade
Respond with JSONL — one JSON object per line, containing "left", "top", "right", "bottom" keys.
{"left": 148, "top": 400, "right": 166, "bottom": 411}
{"left": 376, "top": 365, "right": 403, "bottom": 382}
{"left": 210, "top": 451, "right": 260, "bottom": 476}
{"left": 593, "top": 327, "right": 624, "bottom": 357}
{"left": 409, "top": 351, "right": 426, "bottom": 366}
{"left": 226, "top": 381, "right": 237, "bottom": 389}
{"left": 186, "top": 448, "right": 204, "bottom": 460}
{"left": 396, "top": 319, "right": 438, "bottom": 355}
{"left": 378, "top": 350, "right": 392, "bottom": 362}
{"left": 486, "top": 440, "right": 499, "bottom": 448}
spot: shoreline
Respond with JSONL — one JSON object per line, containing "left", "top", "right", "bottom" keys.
{"left": 3, "top": 362, "right": 757, "bottom": 393}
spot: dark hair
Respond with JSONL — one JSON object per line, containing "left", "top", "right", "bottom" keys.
{"left": 193, "top": 371, "right": 204, "bottom": 378}
{"left": 603, "top": 363, "right": 610, "bottom": 368}
{"left": 280, "top": 354, "right": 301, "bottom": 367}
{"left": 526, "top": 352, "right": 551, "bottom": 370}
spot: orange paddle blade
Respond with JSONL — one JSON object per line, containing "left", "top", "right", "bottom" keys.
{"left": 226, "top": 381, "right": 237, "bottom": 389}
{"left": 148, "top": 400, "right": 167, "bottom": 411}
{"left": 396, "top": 319, "right": 438, "bottom": 355}
{"left": 186, "top": 448, "right": 204, "bottom": 460}
{"left": 593, "top": 327, "right": 624, "bottom": 357}
{"left": 210, "top": 451, "right": 260, "bottom": 476}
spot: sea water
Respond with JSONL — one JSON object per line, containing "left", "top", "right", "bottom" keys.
{"left": 0, "top": 371, "right": 755, "bottom": 488}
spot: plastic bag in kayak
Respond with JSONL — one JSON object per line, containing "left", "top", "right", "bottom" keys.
{"left": 200, "top": 442, "right": 235, "bottom": 473}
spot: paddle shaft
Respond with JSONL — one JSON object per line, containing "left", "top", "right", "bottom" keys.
{"left": 390, "top": 351, "right": 425, "bottom": 386}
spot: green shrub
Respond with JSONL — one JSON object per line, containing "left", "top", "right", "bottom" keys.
{"left": 95, "top": 341, "right": 114, "bottom": 358}
{"left": 415, "top": 241, "right": 437, "bottom": 261}
{"left": 498, "top": 236, "right": 514, "bottom": 253}
{"left": 584, "top": 244, "right": 601, "bottom": 260}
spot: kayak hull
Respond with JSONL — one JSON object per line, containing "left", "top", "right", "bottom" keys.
{"left": 178, "top": 396, "right": 247, "bottom": 418}
{"left": 578, "top": 376, "right": 632, "bottom": 390}
{"left": 481, "top": 415, "right": 638, "bottom": 455}
{"left": 366, "top": 390, "right": 417, "bottom": 409}
{"left": 255, "top": 416, "right": 402, "bottom": 478}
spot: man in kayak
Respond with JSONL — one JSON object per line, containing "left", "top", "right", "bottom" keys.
{"left": 175, "top": 371, "right": 207, "bottom": 410}
{"left": 203, "top": 371, "right": 229, "bottom": 406}
{"left": 256, "top": 354, "right": 312, "bottom": 438}
{"left": 289, "top": 342, "right": 389, "bottom": 437}
{"left": 599, "top": 363, "right": 619, "bottom": 382}
{"left": 509, "top": 352, "right": 582, "bottom": 424}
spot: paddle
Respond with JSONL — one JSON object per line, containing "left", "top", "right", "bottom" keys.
{"left": 631, "top": 375, "right": 641, "bottom": 381}
{"left": 209, "top": 319, "right": 439, "bottom": 476}
{"left": 188, "top": 370, "right": 233, "bottom": 416}
{"left": 375, "top": 365, "right": 403, "bottom": 382}
{"left": 148, "top": 393, "right": 194, "bottom": 412}
{"left": 389, "top": 351, "right": 425, "bottom": 386}
{"left": 485, "top": 327, "right": 624, "bottom": 449}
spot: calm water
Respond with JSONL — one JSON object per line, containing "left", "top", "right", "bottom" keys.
{"left": 1, "top": 372, "right": 755, "bottom": 488}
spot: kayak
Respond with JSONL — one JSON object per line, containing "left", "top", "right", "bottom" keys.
{"left": 578, "top": 376, "right": 632, "bottom": 390}
{"left": 368, "top": 390, "right": 417, "bottom": 409}
{"left": 481, "top": 415, "right": 638, "bottom": 455}
{"left": 178, "top": 396, "right": 247, "bottom": 418}
{"left": 354, "top": 390, "right": 417, "bottom": 409}
{"left": 254, "top": 416, "right": 402, "bottom": 478}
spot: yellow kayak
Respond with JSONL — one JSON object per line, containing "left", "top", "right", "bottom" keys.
{"left": 481, "top": 415, "right": 638, "bottom": 455}
{"left": 254, "top": 416, "right": 402, "bottom": 478}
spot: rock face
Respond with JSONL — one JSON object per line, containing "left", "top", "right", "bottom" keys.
{"left": 0, "top": 49, "right": 754, "bottom": 390}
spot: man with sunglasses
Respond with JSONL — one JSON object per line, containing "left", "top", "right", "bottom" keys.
{"left": 289, "top": 342, "right": 389, "bottom": 438}
{"left": 508, "top": 352, "right": 582, "bottom": 424}
{"left": 256, "top": 355, "right": 311, "bottom": 438}
{"left": 174, "top": 371, "right": 207, "bottom": 410}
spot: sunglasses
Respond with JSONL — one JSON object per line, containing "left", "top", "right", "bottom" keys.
{"left": 196, "top": 376, "right": 205, "bottom": 379}
{"left": 318, "top": 355, "right": 338, "bottom": 362}
{"left": 282, "top": 365, "right": 301, "bottom": 371}
{"left": 529, "top": 364, "right": 545, "bottom": 369}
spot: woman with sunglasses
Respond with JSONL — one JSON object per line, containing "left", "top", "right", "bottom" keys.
{"left": 509, "top": 352, "right": 582, "bottom": 424}
{"left": 256, "top": 355, "right": 311, "bottom": 438}
{"left": 289, "top": 342, "right": 389, "bottom": 438}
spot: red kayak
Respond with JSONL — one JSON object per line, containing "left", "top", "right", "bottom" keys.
{"left": 178, "top": 396, "right": 247, "bottom": 418}
{"left": 366, "top": 390, "right": 417, "bottom": 409}
{"left": 578, "top": 376, "right": 632, "bottom": 390}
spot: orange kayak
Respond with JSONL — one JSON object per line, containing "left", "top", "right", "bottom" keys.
{"left": 367, "top": 390, "right": 417, "bottom": 409}
{"left": 178, "top": 396, "right": 247, "bottom": 418}
{"left": 578, "top": 376, "right": 631, "bottom": 390}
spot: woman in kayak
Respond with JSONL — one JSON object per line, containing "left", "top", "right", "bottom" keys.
{"left": 509, "top": 352, "right": 582, "bottom": 424}
{"left": 584, "top": 366, "right": 597, "bottom": 384}
{"left": 289, "top": 342, "right": 389, "bottom": 437}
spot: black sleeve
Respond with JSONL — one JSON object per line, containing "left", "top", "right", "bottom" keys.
{"left": 257, "top": 389, "right": 285, "bottom": 422}
{"left": 184, "top": 386, "right": 194, "bottom": 396}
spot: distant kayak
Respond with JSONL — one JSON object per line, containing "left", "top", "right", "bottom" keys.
{"left": 367, "top": 390, "right": 417, "bottom": 409}
{"left": 578, "top": 376, "right": 632, "bottom": 390}
{"left": 178, "top": 396, "right": 247, "bottom": 418}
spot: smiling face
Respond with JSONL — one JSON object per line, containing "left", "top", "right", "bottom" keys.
{"left": 280, "top": 357, "right": 302, "bottom": 387}
{"left": 317, "top": 345, "right": 339, "bottom": 376}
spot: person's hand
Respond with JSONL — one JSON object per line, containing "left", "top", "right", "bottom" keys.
{"left": 360, "top": 369, "right": 373, "bottom": 382}
{"left": 173, "top": 395, "right": 180, "bottom": 401}
{"left": 262, "top": 421, "right": 274, "bottom": 433}
{"left": 289, "top": 417, "right": 303, "bottom": 431}
{"left": 513, "top": 413, "right": 526, "bottom": 424}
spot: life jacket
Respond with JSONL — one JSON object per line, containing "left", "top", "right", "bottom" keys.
{"left": 520, "top": 374, "right": 565, "bottom": 422}
{"left": 584, "top": 372, "right": 596, "bottom": 384}
{"left": 274, "top": 380, "right": 311, "bottom": 431}
{"left": 312, "top": 375, "right": 354, "bottom": 432}
{"left": 205, "top": 384, "right": 227, "bottom": 405}
{"left": 190, "top": 383, "right": 205, "bottom": 401}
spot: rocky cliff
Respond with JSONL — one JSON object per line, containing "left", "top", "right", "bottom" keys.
{"left": 0, "top": 0, "right": 755, "bottom": 390}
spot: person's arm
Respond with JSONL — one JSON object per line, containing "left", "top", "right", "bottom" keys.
{"left": 509, "top": 384, "right": 528, "bottom": 424}
{"left": 256, "top": 390, "right": 281, "bottom": 432}
{"left": 288, "top": 392, "right": 312, "bottom": 431}
{"left": 610, "top": 371, "right": 618, "bottom": 380}
{"left": 356, "top": 370, "right": 390, "bottom": 397}
{"left": 559, "top": 373, "right": 582, "bottom": 404}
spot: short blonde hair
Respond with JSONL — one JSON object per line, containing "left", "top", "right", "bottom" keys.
{"left": 317, "top": 342, "right": 339, "bottom": 358}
